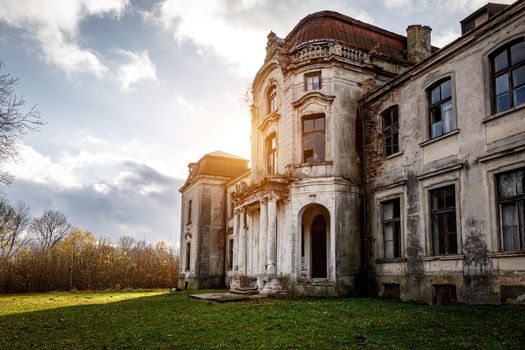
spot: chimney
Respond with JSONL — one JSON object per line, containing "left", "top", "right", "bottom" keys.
{"left": 406, "top": 25, "right": 432, "bottom": 64}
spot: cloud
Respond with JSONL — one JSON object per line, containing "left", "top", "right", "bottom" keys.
{"left": 383, "top": 0, "right": 515, "bottom": 12}
{"left": 146, "top": 0, "right": 373, "bottom": 76}
{"left": 116, "top": 50, "right": 157, "bottom": 91}
{"left": 433, "top": 30, "right": 460, "bottom": 48}
{"left": 0, "top": 0, "right": 129, "bottom": 77}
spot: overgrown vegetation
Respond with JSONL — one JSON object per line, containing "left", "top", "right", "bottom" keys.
{"left": 0, "top": 226, "right": 179, "bottom": 293}
{"left": 0, "top": 290, "right": 523, "bottom": 349}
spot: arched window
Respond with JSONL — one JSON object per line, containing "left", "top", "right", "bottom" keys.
{"left": 266, "top": 133, "right": 277, "bottom": 176}
{"left": 267, "top": 85, "right": 277, "bottom": 114}
{"left": 490, "top": 38, "right": 525, "bottom": 113}
{"left": 427, "top": 78, "right": 454, "bottom": 139}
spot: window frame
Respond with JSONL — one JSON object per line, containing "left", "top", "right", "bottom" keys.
{"left": 381, "top": 198, "right": 401, "bottom": 259}
{"left": 430, "top": 185, "right": 458, "bottom": 256}
{"left": 227, "top": 237, "right": 234, "bottom": 270}
{"left": 304, "top": 72, "right": 322, "bottom": 91}
{"left": 185, "top": 241, "right": 191, "bottom": 271}
{"left": 381, "top": 105, "right": 400, "bottom": 157}
{"left": 265, "top": 133, "right": 277, "bottom": 176}
{"left": 427, "top": 77, "right": 455, "bottom": 139}
{"left": 301, "top": 114, "right": 326, "bottom": 163}
{"left": 497, "top": 167, "right": 525, "bottom": 252}
{"left": 267, "top": 84, "right": 277, "bottom": 115}
{"left": 490, "top": 38, "right": 525, "bottom": 114}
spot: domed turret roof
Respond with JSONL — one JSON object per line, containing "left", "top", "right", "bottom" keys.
{"left": 285, "top": 11, "right": 407, "bottom": 60}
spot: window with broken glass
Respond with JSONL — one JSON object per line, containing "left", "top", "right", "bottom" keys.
{"left": 427, "top": 78, "right": 454, "bottom": 139}
{"left": 382, "top": 198, "right": 401, "bottom": 258}
{"left": 304, "top": 72, "right": 321, "bottom": 91}
{"left": 266, "top": 133, "right": 277, "bottom": 175}
{"left": 430, "top": 186, "right": 458, "bottom": 255}
{"left": 491, "top": 38, "right": 525, "bottom": 113}
{"left": 267, "top": 85, "right": 277, "bottom": 114}
{"left": 382, "top": 106, "right": 399, "bottom": 156}
{"left": 498, "top": 168, "right": 525, "bottom": 252}
{"left": 302, "top": 115, "right": 325, "bottom": 163}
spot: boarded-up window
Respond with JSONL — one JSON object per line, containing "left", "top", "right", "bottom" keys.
{"left": 432, "top": 284, "right": 457, "bottom": 305}
{"left": 498, "top": 168, "right": 525, "bottom": 252}
{"left": 382, "top": 198, "right": 401, "bottom": 258}
{"left": 302, "top": 115, "right": 325, "bottom": 163}
{"left": 383, "top": 283, "right": 400, "bottom": 299}
{"left": 430, "top": 186, "right": 458, "bottom": 255}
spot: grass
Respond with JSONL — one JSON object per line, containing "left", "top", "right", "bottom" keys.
{"left": 0, "top": 290, "right": 524, "bottom": 349}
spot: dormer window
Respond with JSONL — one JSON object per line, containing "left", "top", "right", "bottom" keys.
{"left": 304, "top": 72, "right": 321, "bottom": 91}
{"left": 267, "top": 85, "right": 277, "bottom": 114}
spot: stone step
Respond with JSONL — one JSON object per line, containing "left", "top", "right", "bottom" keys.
{"left": 230, "top": 287, "right": 259, "bottom": 295}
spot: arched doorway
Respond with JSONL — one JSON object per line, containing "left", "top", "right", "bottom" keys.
{"left": 299, "top": 204, "right": 330, "bottom": 279}
{"left": 311, "top": 214, "right": 327, "bottom": 278}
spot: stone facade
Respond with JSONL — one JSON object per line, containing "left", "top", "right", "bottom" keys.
{"left": 179, "top": 2, "right": 525, "bottom": 304}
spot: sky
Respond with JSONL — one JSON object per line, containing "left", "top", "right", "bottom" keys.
{"left": 0, "top": 0, "right": 515, "bottom": 245}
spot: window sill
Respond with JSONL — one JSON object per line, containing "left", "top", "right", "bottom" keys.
{"left": 293, "top": 161, "right": 333, "bottom": 168}
{"left": 376, "top": 257, "right": 407, "bottom": 264}
{"left": 423, "top": 254, "right": 464, "bottom": 261}
{"left": 419, "top": 129, "right": 459, "bottom": 147}
{"left": 483, "top": 103, "right": 525, "bottom": 123}
{"left": 488, "top": 251, "right": 525, "bottom": 258}
{"left": 385, "top": 151, "right": 403, "bottom": 160}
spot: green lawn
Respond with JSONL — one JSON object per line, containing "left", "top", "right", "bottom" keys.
{"left": 0, "top": 290, "right": 524, "bottom": 349}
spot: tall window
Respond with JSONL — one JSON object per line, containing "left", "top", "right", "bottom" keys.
{"left": 498, "top": 168, "right": 525, "bottom": 252}
{"left": 267, "top": 85, "right": 277, "bottom": 114}
{"left": 304, "top": 72, "right": 321, "bottom": 91}
{"left": 428, "top": 78, "right": 454, "bottom": 139}
{"left": 382, "top": 198, "right": 401, "bottom": 258}
{"left": 185, "top": 242, "right": 191, "bottom": 271}
{"left": 266, "top": 133, "right": 277, "bottom": 175}
{"left": 491, "top": 38, "right": 525, "bottom": 113}
{"left": 228, "top": 238, "right": 234, "bottom": 270}
{"left": 382, "top": 106, "right": 399, "bottom": 156}
{"left": 187, "top": 200, "right": 192, "bottom": 224}
{"left": 302, "top": 115, "right": 325, "bottom": 163}
{"left": 430, "top": 186, "right": 457, "bottom": 255}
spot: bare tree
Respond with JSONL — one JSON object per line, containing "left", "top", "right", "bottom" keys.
{"left": 0, "top": 62, "right": 42, "bottom": 184}
{"left": 31, "top": 210, "right": 72, "bottom": 248}
{"left": 0, "top": 197, "right": 31, "bottom": 260}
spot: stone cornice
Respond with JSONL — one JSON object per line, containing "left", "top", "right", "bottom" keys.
{"left": 258, "top": 110, "right": 281, "bottom": 131}
{"left": 291, "top": 92, "right": 335, "bottom": 109}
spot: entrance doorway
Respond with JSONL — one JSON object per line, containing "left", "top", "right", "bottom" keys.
{"left": 311, "top": 214, "right": 327, "bottom": 278}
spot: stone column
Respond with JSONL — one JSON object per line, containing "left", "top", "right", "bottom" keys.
{"left": 266, "top": 196, "right": 277, "bottom": 275}
{"left": 238, "top": 207, "right": 247, "bottom": 276}
{"left": 258, "top": 199, "right": 268, "bottom": 275}
{"left": 232, "top": 209, "right": 239, "bottom": 274}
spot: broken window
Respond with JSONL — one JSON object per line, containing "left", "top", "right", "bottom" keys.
{"left": 304, "top": 72, "right": 321, "bottom": 91}
{"left": 382, "top": 198, "right": 401, "bottom": 258}
{"left": 185, "top": 242, "right": 191, "bottom": 271}
{"left": 381, "top": 106, "right": 399, "bottom": 157}
{"left": 266, "top": 133, "right": 277, "bottom": 175}
{"left": 498, "top": 168, "right": 525, "bottom": 252}
{"left": 427, "top": 78, "right": 454, "bottom": 139}
{"left": 491, "top": 38, "right": 525, "bottom": 113}
{"left": 187, "top": 200, "right": 192, "bottom": 224}
{"left": 267, "top": 84, "right": 277, "bottom": 114}
{"left": 302, "top": 114, "right": 325, "bottom": 163}
{"left": 430, "top": 186, "right": 458, "bottom": 255}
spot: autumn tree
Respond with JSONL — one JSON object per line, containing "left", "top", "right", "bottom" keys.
{"left": 31, "top": 210, "right": 72, "bottom": 248}
{"left": 0, "top": 197, "right": 31, "bottom": 260}
{"left": 0, "top": 62, "right": 42, "bottom": 184}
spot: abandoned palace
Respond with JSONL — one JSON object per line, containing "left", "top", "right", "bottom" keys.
{"left": 178, "top": 1, "right": 525, "bottom": 304}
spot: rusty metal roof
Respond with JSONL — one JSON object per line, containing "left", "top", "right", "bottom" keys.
{"left": 285, "top": 11, "right": 407, "bottom": 60}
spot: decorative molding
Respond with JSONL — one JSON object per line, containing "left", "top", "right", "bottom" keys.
{"left": 258, "top": 110, "right": 280, "bottom": 131}
{"left": 291, "top": 92, "right": 335, "bottom": 109}
{"left": 417, "top": 162, "right": 464, "bottom": 180}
